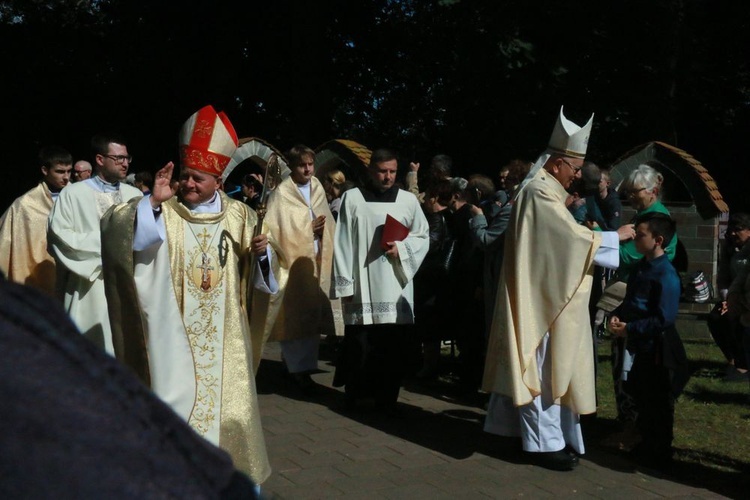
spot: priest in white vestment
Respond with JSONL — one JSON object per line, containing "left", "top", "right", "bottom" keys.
{"left": 101, "top": 105, "right": 275, "bottom": 486}
{"left": 332, "top": 148, "right": 429, "bottom": 411}
{"left": 48, "top": 134, "right": 142, "bottom": 353}
{"left": 263, "top": 144, "right": 342, "bottom": 390}
{"left": 1, "top": 146, "right": 72, "bottom": 295}
{"left": 482, "top": 107, "right": 635, "bottom": 471}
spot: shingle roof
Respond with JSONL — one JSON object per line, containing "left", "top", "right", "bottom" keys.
{"left": 314, "top": 139, "right": 372, "bottom": 186}
{"left": 611, "top": 141, "right": 729, "bottom": 217}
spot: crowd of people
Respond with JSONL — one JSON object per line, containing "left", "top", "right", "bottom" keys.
{"left": 1, "top": 104, "right": 749, "bottom": 490}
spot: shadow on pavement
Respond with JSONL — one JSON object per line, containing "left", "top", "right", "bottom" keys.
{"left": 257, "top": 352, "right": 749, "bottom": 499}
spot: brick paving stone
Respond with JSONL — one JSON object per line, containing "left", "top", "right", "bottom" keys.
{"left": 378, "top": 482, "right": 448, "bottom": 499}
{"left": 265, "top": 481, "right": 346, "bottom": 499}
{"left": 340, "top": 444, "right": 404, "bottom": 461}
{"left": 329, "top": 474, "right": 399, "bottom": 494}
{"left": 477, "top": 481, "right": 555, "bottom": 498}
{"left": 383, "top": 451, "right": 450, "bottom": 469}
{"left": 273, "top": 410, "right": 330, "bottom": 425}
{"left": 287, "top": 450, "right": 354, "bottom": 469}
{"left": 384, "top": 440, "right": 427, "bottom": 456}
{"left": 265, "top": 432, "right": 314, "bottom": 446}
{"left": 259, "top": 404, "right": 290, "bottom": 418}
{"left": 297, "top": 440, "right": 360, "bottom": 456}
{"left": 334, "top": 458, "right": 402, "bottom": 478}
{"left": 424, "top": 475, "right": 494, "bottom": 498}
{"left": 266, "top": 443, "right": 310, "bottom": 460}
{"left": 381, "top": 468, "right": 439, "bottom": 487}
{"left": 263, "top": 420, "right": 320, "bottom": 436}
{"left": 305, "top": 426, "right": 362, "bottom": 442}
{"left": 309, "top": 415, "right": 358, "bottom": 430}
{"left": 279, "top": 465, "right": 350, "bottom": 486}
{"left": 268, "top": 457, "right": 302, "bottom": 474}
{"left": 583, "top": 484, "right": 663, "bottom": 499}
{"left": 630, "top": 474, "right": 718, "bottom": 498}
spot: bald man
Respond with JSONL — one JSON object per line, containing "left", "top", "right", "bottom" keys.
{"left": 72, "top": 160, "right": 92, "bottom": 182}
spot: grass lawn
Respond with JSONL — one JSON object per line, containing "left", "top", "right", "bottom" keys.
{"left": 593, "top": 331, "right": 750, "bottom": 497}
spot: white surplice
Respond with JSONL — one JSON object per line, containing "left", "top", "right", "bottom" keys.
{"left": 48, "top": 177, "right": 142, "bottom": 353}
{"left": 333, "top": 188, "right": 429, "bottom": 324}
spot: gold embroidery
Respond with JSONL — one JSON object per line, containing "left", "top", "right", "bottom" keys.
{"left": 184, "top": 223, "right": 225, "bottom": 437}
{"left": 194, "top": 118, "right": 213, "bottom": 138}
{"left": 180, "top": 148, "right": 222, "bottom": 176}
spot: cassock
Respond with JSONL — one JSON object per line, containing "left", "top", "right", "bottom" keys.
{"left": 101, "top": 191, "right": 275, "bottom": 485}
{"left": 47, "top": 176, "right": 142, "bottom": 353}
{"left": 0, "top": 182, "right": 56, "bottom": 295}
{"left": 263, "top": 176, "right": 343, "bottom": 373}
{"left": 332, "top": 186, "right": 429, "bottom": 405}
{"left": 482, "top": 168, "right": 618, "bottom": 454}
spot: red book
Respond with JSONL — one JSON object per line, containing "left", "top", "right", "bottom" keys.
{"left": 381, "top": 214, "right": 409, "bottom": 250}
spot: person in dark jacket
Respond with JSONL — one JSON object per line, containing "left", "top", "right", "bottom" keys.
{"left": 609, "top": 212, "right": 685, "bottom": 468}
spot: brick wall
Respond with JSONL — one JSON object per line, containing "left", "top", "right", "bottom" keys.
{"left": 622, "top": 203, "right": 720, "bottom": 292}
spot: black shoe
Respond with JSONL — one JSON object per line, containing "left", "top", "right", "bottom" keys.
{"left": 290, "top": 372, "right": 315, "bottom": 391}
{"left": 524, "top": 450, "right": 577, "bottom": 471}
{"left": 564, "top": 445, "right": 581, "bottom": 466}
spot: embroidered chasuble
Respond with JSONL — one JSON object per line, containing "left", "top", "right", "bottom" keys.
{"left": 264, "top": 176, "right": 343, "bottom": 342}
{"left": 48, "top": 178, "right": 142, "bottom": 353}
{"left": 333, "top": 188, "right": 430, "bottom": 324}
{"left": 0, "top": 182, "right": 56, "bottom": 294}
{"left": 101, "top": 192, "right": 274, "bottom": 484}
{"left": 482, "top": 169, "right": 603, "bottom": 415}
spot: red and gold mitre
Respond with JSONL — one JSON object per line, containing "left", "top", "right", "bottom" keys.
{"left": 179, "top": 105, "right": 239, "bottom": 176}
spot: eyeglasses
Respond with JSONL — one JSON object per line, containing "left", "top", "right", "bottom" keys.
{"left": 627, "top": 187, "right": 647, "bottom": 198}
{"left": 560, "top": 158, "right": 581, "bottom": 173}
{"left": 102, "top": 154, "right": 132, "bottom": 164}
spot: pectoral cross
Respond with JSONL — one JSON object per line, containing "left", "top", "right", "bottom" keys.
{"left": 198, "top": 252, "right": 214, "bottom": 291}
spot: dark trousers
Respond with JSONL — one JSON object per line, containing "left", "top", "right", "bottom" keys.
{"left": 626, "top": 349, "right": 675, "bottom": 457}
{"left": 707, "top": 308, "right": 747, "bottom": 369}
{"left": 333, "top": 324, "right": 413, "bottom": 408}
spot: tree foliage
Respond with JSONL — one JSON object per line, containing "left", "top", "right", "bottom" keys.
{"left": 1, "top": 0, "right": 748, "bottom": 210}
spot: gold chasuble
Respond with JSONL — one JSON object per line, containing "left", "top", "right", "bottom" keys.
{"left": 0, "top": 182, "right": 56, "bottom": 295}
{"left": 482, "top": 169, "right": 602, "bottom": 415}
{"left": 101, "top": 192, "right": 273, "bottom": 484}
{"left": 263, "top": 176, "right": 342, "bottom": 343}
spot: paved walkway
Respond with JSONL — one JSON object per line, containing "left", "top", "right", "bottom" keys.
{"left": 256, "top": 342, "right": 732, "bottom": 499}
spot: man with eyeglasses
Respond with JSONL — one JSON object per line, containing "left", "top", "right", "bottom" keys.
{"left": 72, "top": 160, "right": 92, "bottom": 182}
{"left": 483, "top": 107, "right": 635, "bottom": 472}
{"left": 48, "top": 133, "right": 142, "bottom": 355}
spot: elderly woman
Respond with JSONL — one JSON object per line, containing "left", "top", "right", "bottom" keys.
{"left": 617, "top": 164, "right": 677, "bottom": 281}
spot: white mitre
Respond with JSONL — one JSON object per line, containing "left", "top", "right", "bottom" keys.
{"left": 546, "top": 106, "right": 594, "bottom": 159}
{"left": 517, "top": 106, "right": 595, "bottom": 191}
